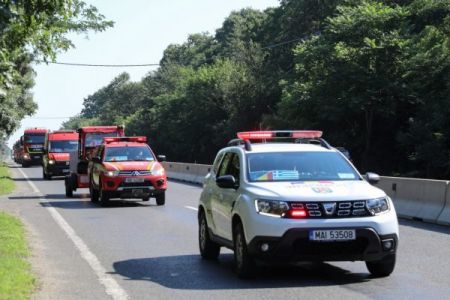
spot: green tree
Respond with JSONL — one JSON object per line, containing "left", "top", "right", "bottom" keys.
{"left": 0, "top": 0, "right": 112, "bottom": 137}
{"left": 275, "top": 1, "right": 409, "bottom": 171}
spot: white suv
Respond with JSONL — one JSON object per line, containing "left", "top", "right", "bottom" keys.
{"left": 198, "top": 131, "right": 399, "bottom": 278}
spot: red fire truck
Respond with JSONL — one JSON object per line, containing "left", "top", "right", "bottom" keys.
{"left": 42, "top": 130, "right": 79, "bottom": 179}
{"left": 12, "top": 140, "right": 23, "bottom": 163}
{"left": 65, "top": 125, "right": 125, "bottom": 197}
{"left": 21, "top": 128, "right": 49, "bottom": 167}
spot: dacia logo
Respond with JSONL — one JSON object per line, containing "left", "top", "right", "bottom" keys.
{"left": 131, "top": 171, "right": 140, "bottom": 176}
{"left": 322, "top": 203, "right": 337, "bottom": 216}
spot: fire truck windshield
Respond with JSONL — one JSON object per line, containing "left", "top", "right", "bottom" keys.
{"left": 49, "top": 141, "right": 78, "bottom": 153}
{"left": 85, "top": 132, "right": 118, "bottom": 147}
{"left": 24, "top": 134, "right": 45, "bottom": 144}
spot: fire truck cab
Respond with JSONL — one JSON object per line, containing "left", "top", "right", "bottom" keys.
{"left": 64, "top": 125, "right": 125, "bottom": 197}
{"left": 42, "top": 130, "right": 79, "bottom": 179}
{"left": 21, "top": 128, "right": 49, "bottom": 167}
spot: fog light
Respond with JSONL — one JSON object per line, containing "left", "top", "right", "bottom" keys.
{"left": 382, "top": 239, "right": 394, "bottom": 250}
{"left": 260, "top": 243, "right": 269, "bottom": 252}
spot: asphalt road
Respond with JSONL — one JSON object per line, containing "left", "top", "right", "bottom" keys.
{"left": 1, "top": 162, "right": 450, "bottom": 299}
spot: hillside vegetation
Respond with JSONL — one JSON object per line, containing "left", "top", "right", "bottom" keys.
{"left": 63, "top": 0, "right": 450, "bottom": 179}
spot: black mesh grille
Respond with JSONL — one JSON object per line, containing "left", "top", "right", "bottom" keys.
{"left": 290, "top": 201, "right": 371, "bottom": 218}
{"left": 119, "top": 181, "right": 153, "bottom": 187}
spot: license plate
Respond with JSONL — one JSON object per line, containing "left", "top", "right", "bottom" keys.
{"left": 309, "top": 229, "right": 356, "bottom": 241}
{"left": 62, "top": 169, "right": 70, "bottom": 173}
{"left": 125, "top": 177, "right": 145, "bottom": 183}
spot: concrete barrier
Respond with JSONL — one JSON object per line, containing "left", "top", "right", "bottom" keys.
{"left": 377, "top": 177, "right": 397, "bottom": 200}
{"left": 378, "top": 177, "right": 447, "bottom": 223}
{"left": 162, "top": 162, "right": 211, "bottom": 185}
{"left": 162, "top": 161, "right": 450, "bottom": 225}
{"left": 437, "top": 183, "right": 450, "bottom": 225}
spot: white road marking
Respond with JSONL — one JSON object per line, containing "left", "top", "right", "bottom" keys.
{"left": 17, "top": 168, "right": 129, "bottom": 300}
{"left": 185, "top": 206, "right": 198, "bottom": 211}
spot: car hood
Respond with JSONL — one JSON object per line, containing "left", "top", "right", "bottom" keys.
{"left": 49, "top": 153, "right": 70, "bottom": 161}
{"left": 245, "top": 180, "right": 386, "bottom": 201}
{"left": 103, "top": 161, "right": 159, "bottom": 171}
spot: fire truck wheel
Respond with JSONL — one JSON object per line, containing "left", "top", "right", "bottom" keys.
{"left": 43, "top": 168, "right": 51, "bottom": 180}
{"left": 155, "top": 192, "right": 165, "bottom": 206}
{"left": 90, "top": 182, "right": 99, "bottom": 202}
{"left": 65, "top": 179, "right": 73, "bottom": 198}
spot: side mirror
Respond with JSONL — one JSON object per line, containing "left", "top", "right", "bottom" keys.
{"left": 157, "top": 155, "right": 167, "bottom": 162}
{"left": 91, "top": 156, "right": 102, "bottom": 164}
{"left": 364, "top": 172, "right": 380, "bottom": 184}
{"left": 216, "top": 175, "right": 237, "bottom": 189}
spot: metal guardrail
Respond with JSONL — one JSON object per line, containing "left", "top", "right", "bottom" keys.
{"left": 162, "top": 162, "right": 450, "bottom": 226}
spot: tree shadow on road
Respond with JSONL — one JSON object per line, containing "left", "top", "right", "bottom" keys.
{"left": 39, "top": 198, "right": 153, "bottom": 209}
{"left": 111, "top": 254, "right": 369, "bottom": 290}
{"left": 11, "top": 177, "right": 44, "bottom": 182}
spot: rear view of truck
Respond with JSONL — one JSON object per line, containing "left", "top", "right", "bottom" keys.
{"left": 42, "top": 130, "right": 79, "bottom": 179}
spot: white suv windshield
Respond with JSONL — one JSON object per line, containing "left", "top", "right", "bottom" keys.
{"left": 247, "top": 152, "right": 359, "bottom": 182}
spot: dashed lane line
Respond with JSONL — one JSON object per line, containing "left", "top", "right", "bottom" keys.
{"left": 17, "top": 167, "right": 129, "bottom": 300}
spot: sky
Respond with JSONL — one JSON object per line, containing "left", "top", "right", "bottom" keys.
{"left": 8, "top": 0, "right": 279, "bottom": 147}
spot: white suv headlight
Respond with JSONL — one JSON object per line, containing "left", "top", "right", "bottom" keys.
{"left": 255, "top": 199, "right": 290, "bottom": 218}
{"left": 366, "top": 197, "right": 390, "bottom": 215}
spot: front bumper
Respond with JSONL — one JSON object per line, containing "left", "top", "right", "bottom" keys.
{"left": 247, "top": 227, "right": 398, "bottom": 262}
{"left": 46, "top": 161, "right": 70, "bottom": 176}
{"left": 101, "top": 175, "right": 167, "bottom": 199}
{"left": 23, "top": 153, "right": 43, "bottom": 163}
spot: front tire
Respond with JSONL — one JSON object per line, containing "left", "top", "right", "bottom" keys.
{"left": 199, "top": 211, "right": 220, "bottom": 260}
{"left": 233, "top": 222, "right": 256, "bottom": 278}
{"left": 99, "top": 184, "right": 110, "bottom": 207}
{"left": 366, "top": 254, "right": 396, "bottom": 277}
{"left": 65, "top": 178, "right": 73, "bottom": 198}
{"left": 155, "top": 192, "right": 165, "bottom": 206}
{"left": 90, "top": 182, "right": 99, "bottom": 203}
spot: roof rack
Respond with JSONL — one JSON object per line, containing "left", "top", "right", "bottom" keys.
{"left": 228, "top": 139, "right": 253, "bottom": 151}
{"left": 228, "top": 130, "right": 332, "bottom": 151}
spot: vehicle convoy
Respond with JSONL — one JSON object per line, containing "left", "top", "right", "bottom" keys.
{"left": 42, "top": 130, "right": 79, "bottom": 179}
{"left": 198, "top": 130, "right": 399, "bottom": 278}
{"left": 87, "top": 136, "right": 167, "bottom": 206}
{"left": 21, "top": 127, "right": 49, "bottom": 167}
{"left": 65, "top": 125, "right": 125, "bottom": 197}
